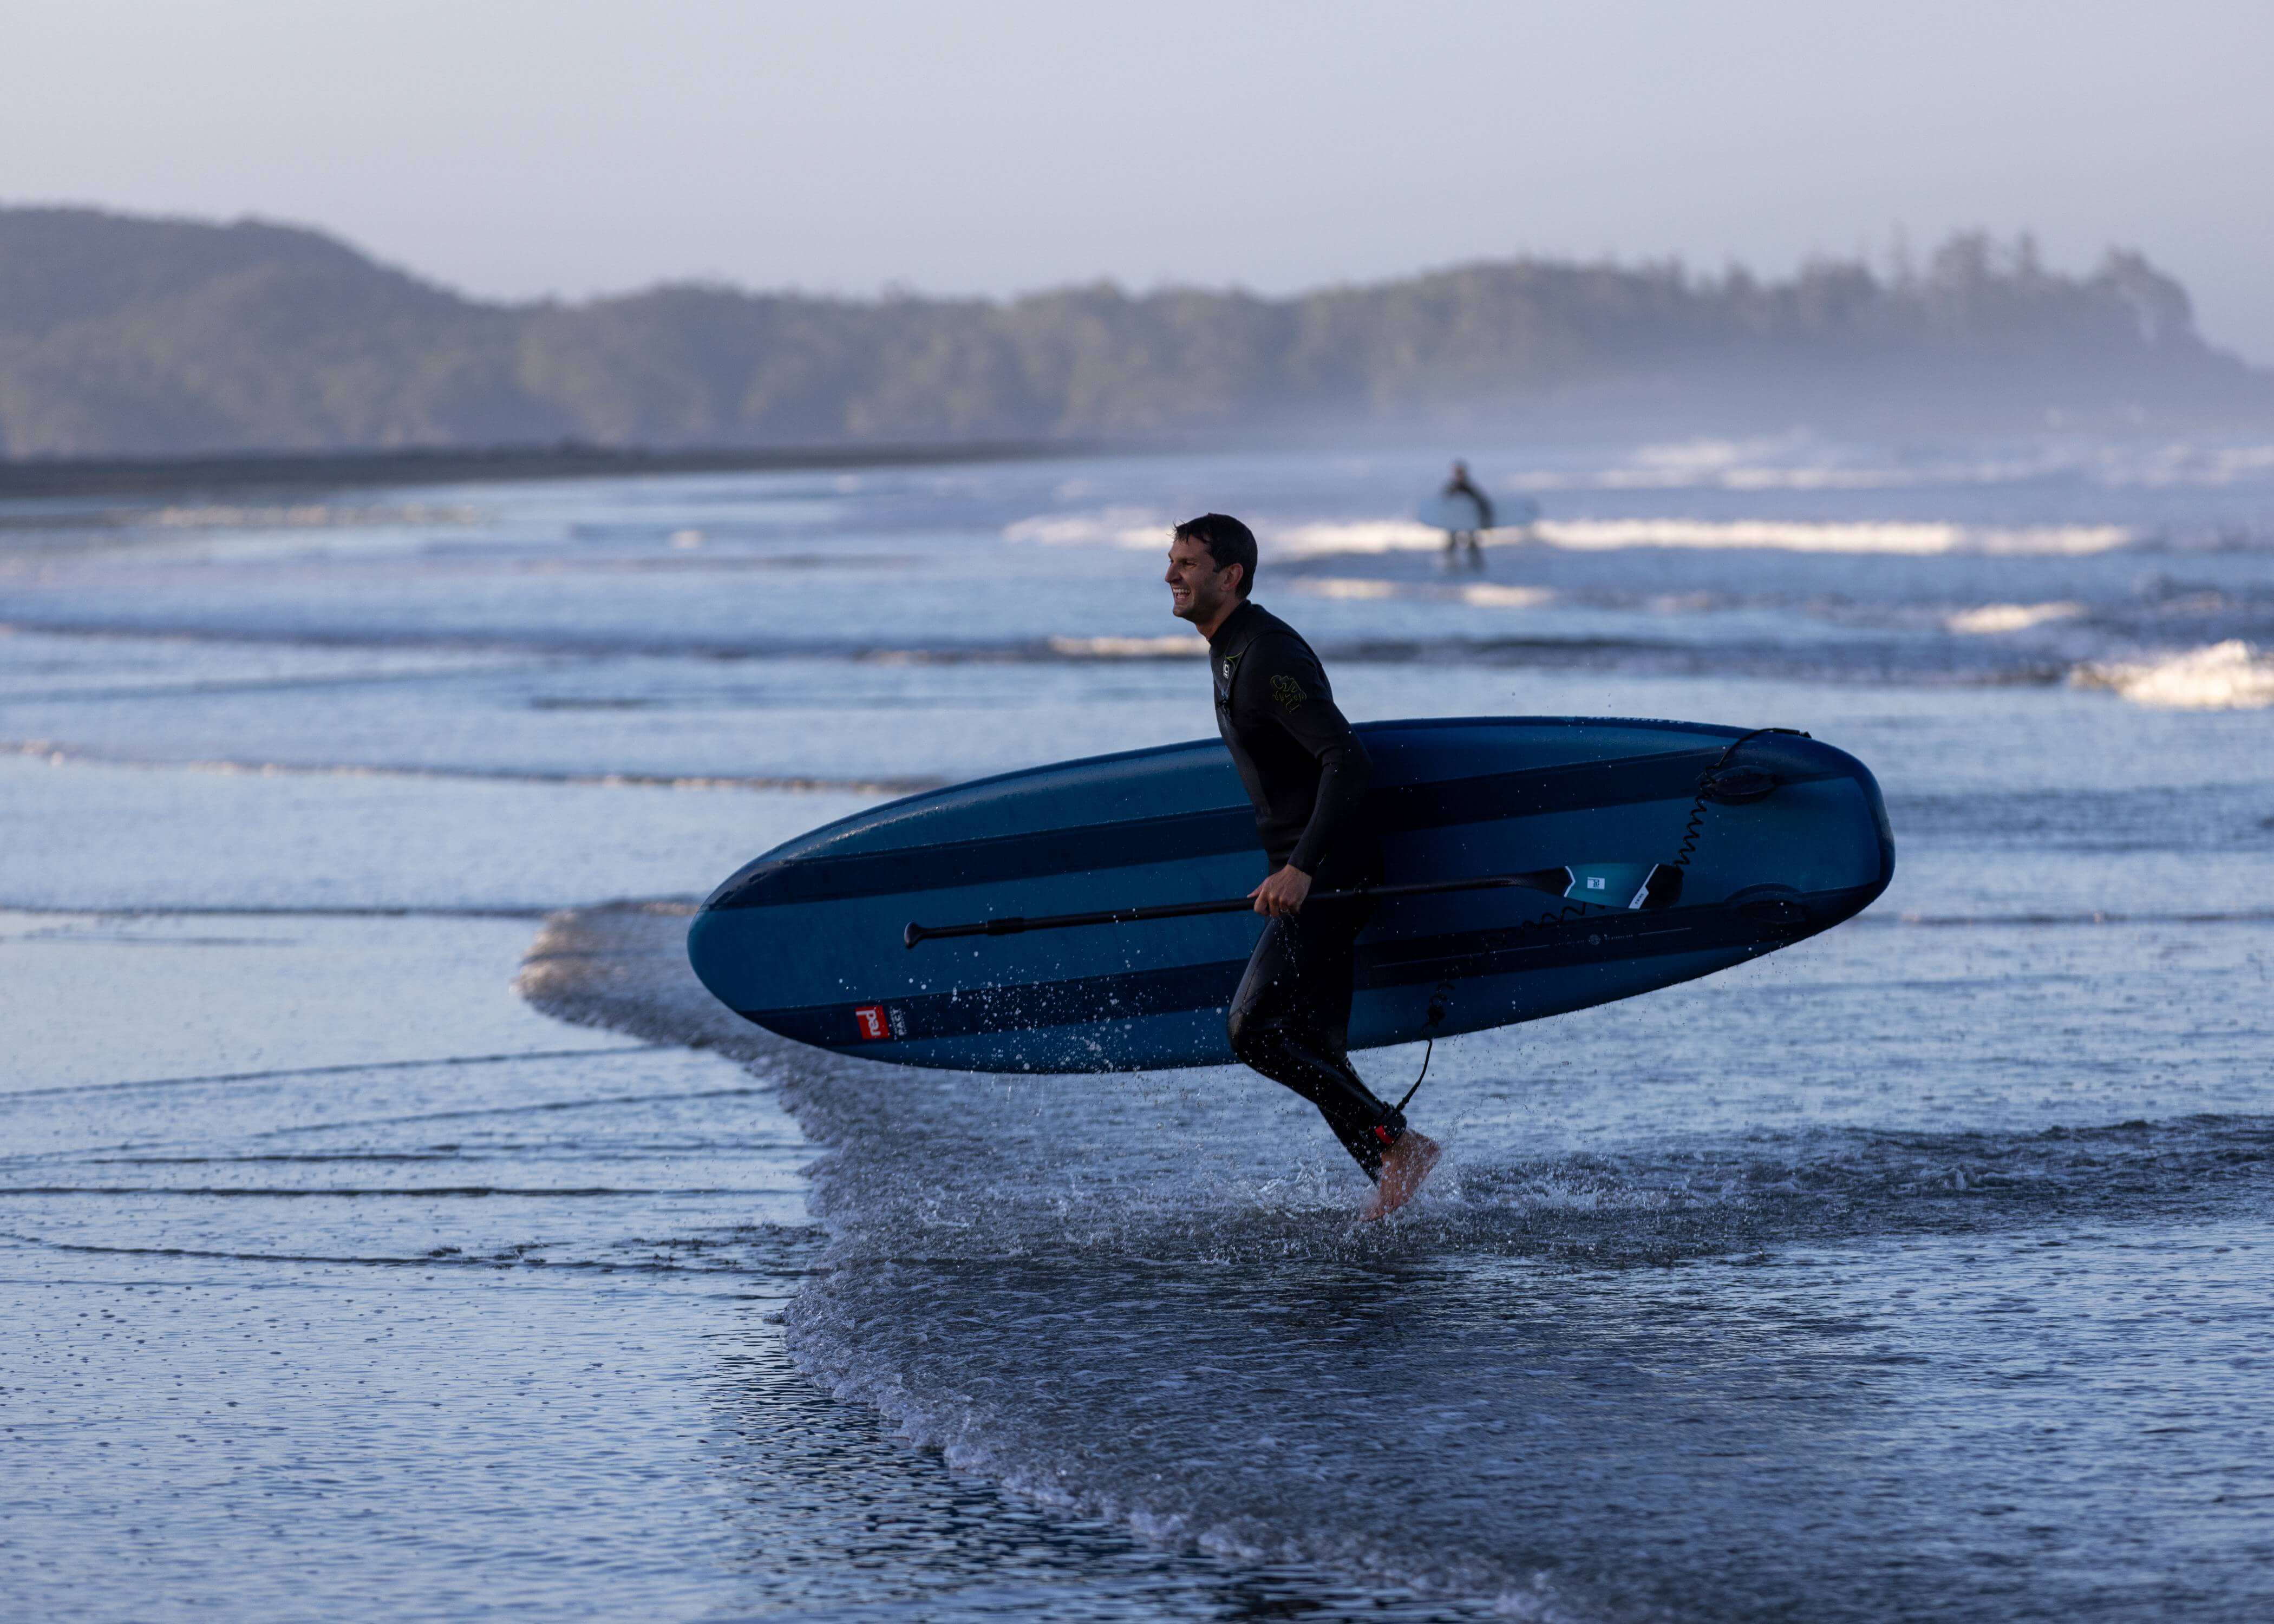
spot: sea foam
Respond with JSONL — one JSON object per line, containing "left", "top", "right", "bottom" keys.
{"left": 2073, "top": 641, "right": 2274, "bottom": 709}
{"left": 1945, "top": 602, "right": 2088, "bottom": 634}
{"left": 1306, "top": 518, "right": 2134, "bottom": 556}
{"left": 1009, "top": 510, "right": 2137, "bottom": 559}
{"left": 1045, "top": 633, "right": 1206, "bottom": 658}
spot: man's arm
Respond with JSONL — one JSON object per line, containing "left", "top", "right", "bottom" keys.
{"left": 1258, "top": 637, "right": 1372, "bottom": 878}
{"left": 1447, "top": 474, "right": 1494, "bottom": 529}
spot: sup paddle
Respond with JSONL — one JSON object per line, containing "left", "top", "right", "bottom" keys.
{"left": 904, "top": 862, "right": 1681, "bottom": 948}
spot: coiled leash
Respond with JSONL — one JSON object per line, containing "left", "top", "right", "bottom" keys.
{"left": 1391, "top": 726, "right": 1810, "bottom": 1114}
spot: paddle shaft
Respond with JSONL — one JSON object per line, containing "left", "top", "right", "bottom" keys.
{"left": 904, "top": 869, "right": 1575, "bottom": 948}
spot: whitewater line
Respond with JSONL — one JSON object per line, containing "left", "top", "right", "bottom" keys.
{"left": 3, "top": 738, "right": 936, "bottom": 795}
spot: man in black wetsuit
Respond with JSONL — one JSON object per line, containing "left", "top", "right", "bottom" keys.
{"left": 1165, "top": 513, "right": 1441, "bottom": 1217}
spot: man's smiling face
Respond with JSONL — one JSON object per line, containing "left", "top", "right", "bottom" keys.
{"left": 1165, "top": 534, "right": 1241, "bottom": 631}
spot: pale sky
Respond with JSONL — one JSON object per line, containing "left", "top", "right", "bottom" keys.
{"left": 8, "top": 1, "right": 2272, "bottom": 359}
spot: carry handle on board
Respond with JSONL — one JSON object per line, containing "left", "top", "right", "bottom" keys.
{"left": 903, "top": 862, "right": 1682, "bottom": 949}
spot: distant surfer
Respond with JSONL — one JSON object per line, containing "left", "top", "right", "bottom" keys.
{"left": 1439, "top": 460, "right": 1494, "bottom": 569}
{"left": 1165, "top": 514, "right": 1441, "bottom": 1217}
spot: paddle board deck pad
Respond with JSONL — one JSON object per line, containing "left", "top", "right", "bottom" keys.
{"left": 688, "top": 718, "right": 1894, "bottom": 1072}
{"left": 1419, "top": 491, "right": 1538, "bottom": 531}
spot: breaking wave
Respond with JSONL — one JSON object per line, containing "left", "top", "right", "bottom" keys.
{"left": 1278, "top": 518, "right": 2136, "bottom": 557}
{"left": 1945, "top": 601, "right": 2088, "bottom": 634}
{"left": 1009, "top": 510, "right": 2138, "bottom": 560}
{"left": 1044, "top": 633, "right": 1206, "bottom": 658}
{"left": 2073, "top": 640, "right": 2274, "bottom": 709}
{"left": 1002, "top": 508, "right": 1166, "bottom": 549}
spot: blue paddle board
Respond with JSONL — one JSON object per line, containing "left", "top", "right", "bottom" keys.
{"left": 687, "top": 718, "right": 1893, "bottom": 1072}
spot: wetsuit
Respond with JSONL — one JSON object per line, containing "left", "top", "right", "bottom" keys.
{"left": 1442, "top": 473, "right": 1494, "bottom": 565}
{"left": 1443, "top": 472, "right": 1495, "bottom": 532}
{"left": 1208, "top": 599, "right": 1409, "bottom": 1179}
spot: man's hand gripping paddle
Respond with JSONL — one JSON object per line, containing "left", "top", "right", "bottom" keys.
{"left": 903, "top": 862, "right": 1681, "bottom": 948}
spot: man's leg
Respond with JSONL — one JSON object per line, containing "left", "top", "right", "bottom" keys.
{"left": 1226, "top": 903, "right": 1409, "bottom": 1180}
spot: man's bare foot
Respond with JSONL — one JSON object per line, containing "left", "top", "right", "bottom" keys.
{"left": 1360, "top": 1131, "right": 1441, "bottom": 1221}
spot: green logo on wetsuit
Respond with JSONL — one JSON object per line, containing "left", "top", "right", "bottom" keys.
{"left": 1271, "top": 674, "right": 1307, "bottom": 711}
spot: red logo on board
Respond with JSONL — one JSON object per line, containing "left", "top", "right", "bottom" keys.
{"left": 852, "top": 1005, "right": 890, "bottom": 1041}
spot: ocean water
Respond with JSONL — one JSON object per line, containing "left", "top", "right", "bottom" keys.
{"left": 4, "top": 434, "right": 2273, "bottom": 1620}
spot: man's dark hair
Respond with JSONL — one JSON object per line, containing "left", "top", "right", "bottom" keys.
{"left": 1173, "top": 513, "right": 1258, "bottom": 598}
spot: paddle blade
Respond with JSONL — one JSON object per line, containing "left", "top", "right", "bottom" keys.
{"left": 1636, "top": 862, "right": 1683, "bottom": 910}
{"left": 1563, "top": 863, "right": 1683, "bottom": 911}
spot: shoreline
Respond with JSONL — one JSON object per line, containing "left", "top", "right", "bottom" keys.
{"left": 0, "top": 437, "right": 1099, "bottom": 502}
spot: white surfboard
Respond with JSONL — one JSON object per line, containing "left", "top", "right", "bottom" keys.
{"left": 1419, "top": 490, "right": 1537, "bottom": 532}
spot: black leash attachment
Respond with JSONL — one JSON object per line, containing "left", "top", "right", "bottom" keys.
{"left": 1696, "top": 725, "right": 1809, "bottom": 807}
{"left": 1395, "top": 980, "right": 1458, "bottom": 1115}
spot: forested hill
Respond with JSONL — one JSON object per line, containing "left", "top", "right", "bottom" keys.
{"left": 1, "top": 205, "right": 2266, "bottom": 458}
